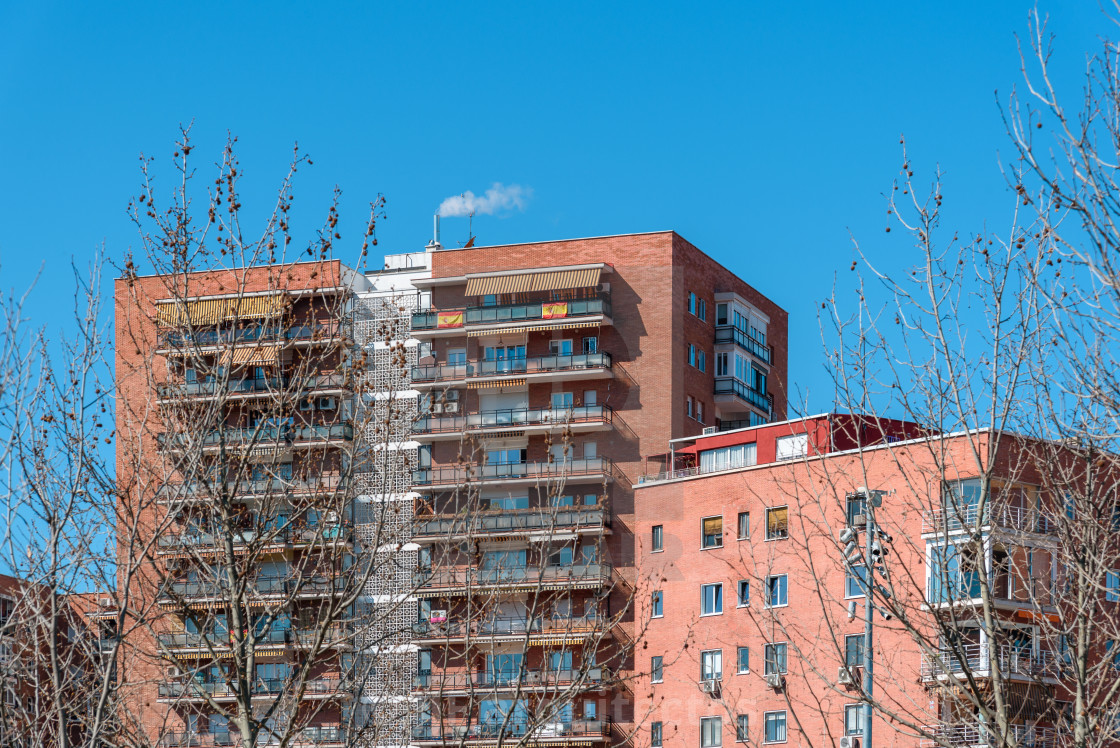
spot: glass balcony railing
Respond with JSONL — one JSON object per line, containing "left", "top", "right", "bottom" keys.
{"left": 412, "top": 719, "right": 611, "bottom": 742}
{"left": 414, "top": 506, "right": 608, "bottom": 539}
{"left": 412, "top": 295, "right": 611, "bottom": 331}
{"left": 158, "top": 322, "right": 349, "bottom": 350}
{"left": 414, "top": 563, "right": 612, "bottom": 591}
{"left": 156, "top": 523, "right": 353, "bottom": 551}
{"left": 160, "top": 574, "right": 346, "bottom": 601}
{"left": 714, "top": 325, "right": 771, "bottom": 365}
{"left": 413, "top": 405, "right": 612, "bottom": 435}
{"left": 413, "top": 458, "right": 613, "bottom": 487}
{"left": 160, "top": 726, "right": 347, "bottom": 747}
{"left": 411, "top": 614, "right": 603, "bottom": 640}
{"left": 158, "top": 677, "right": 347, "bottom": 700}
{"left": 412, "top": 352, "right": 612, "bottom": 383}
{"left": 713, "top": 377, "right": 772, "bottom": 416}
{"left": 156, "top": 373, "right": 348, "bottom": 399}
{"left": 157, "top": 475, "right": 348, "bottom": 502}
{"left": 413, "top": 667, "right": 605, "bottom": 691}
{"left": 157, "top": 423, "right": 353, "bottom": 450}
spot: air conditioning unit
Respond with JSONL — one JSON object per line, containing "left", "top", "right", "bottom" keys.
{"left": 850, "top": 514, "right": 867, "bottom": 527}
{"left": 699, "top": 679, "right": 720, "bottom": 696}
{"left": 98, "top": 598, "right": 114, "bottom": 609}
{"left": 702, "top": 426, "right": 718, "bottom": 435}
{"left": 837, "top": 666, "right": 854, "bottom": 685}
{"left": 443, "top": 401, "right": 460, "bottom": 414}
{"left": 445, "top": 389, "right": 460, "bottom": 401}
{"left": 430, "top": 403, "right": 443, "bottom": 414}
{"left": 839, "top": 737, "right": 860, "bottom": 748}
{"left": 765, "top": 673, "right": 784, "bottom": 689}
{"left": 317, "top": 397, "right": 337, "bottom": 410}
{"left": 299, "top": 399, "right": 314, "bottom": 411}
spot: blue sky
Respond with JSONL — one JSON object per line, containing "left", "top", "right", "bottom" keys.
{"left": 0, "top": 2, "right": 1105, "bottom": 410}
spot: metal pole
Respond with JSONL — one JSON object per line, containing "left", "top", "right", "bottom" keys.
{"left": 863, "top": 493, "right": 874, "bottom": 748}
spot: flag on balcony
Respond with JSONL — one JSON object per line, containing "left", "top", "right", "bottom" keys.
{"left": 437, "top": 311, "right": 464, "bottom": 328}
{"left": 542, "top": 302, "right": 569, "bottom": 319}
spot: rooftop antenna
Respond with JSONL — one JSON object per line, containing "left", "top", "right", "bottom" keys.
{"left": 426, "top": 214, "right": 443, "bottom": 251}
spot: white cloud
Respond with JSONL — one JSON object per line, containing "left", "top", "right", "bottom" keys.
{"left": 438, "top": 183, "right": 530, "bottom": 217}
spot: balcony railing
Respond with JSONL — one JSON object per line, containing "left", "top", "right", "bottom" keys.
{"left": 919, "top": 724, "right": 1057, "bottom": 748}
{"left": 713, "top": 377, "right": 772, "bottom": 416}
{"left": 412, "top": 295, "right": 611, "bottom": 331}
{"left": 412, "top": 352, "right": 613, "bottom": 384}
{"left": 156, "top": 373, "right": 348, "bottom": 399}
{"left": 414, "top": 405, "right": 612, "bottom": 435}
{"left": 160, "top": 727, "right": 347, "bottom": 747}
{"left": 413, "top": 719, "right": 611, "bottom": 742}
{"left": 414, "top": 667, "right": 605, "bottom": 692}
{"left": 414, "top": 563, "right": 612, "bottom": 592}
{"left": 158, "top": 627, "right": 290, "bottom": 650}
{"left": 414, "top": 506, "right": 608, "bottom": 539}
{"left": 923, "top": 503, "right": 1055, "bottom": 534}
{"left": 714, "top": 326, "right": 772, "bottom": 365}
{"left": 920, "top": 643, "right": 1055, "bottom": 679}
{"left": 156, "top": 523, "right": 353, "bottom": 552}
{"left": 158, "top": 677, "right": 347, "bottom": 700}
{"left": 412, "top": 615, "right": 604, "bottom": 640}
{"left": 157, "top": 423, "right": 353, "bottom": 450}
{"left": 413, "top": 458, "right": 614, "bottom": 488}
{"left": 160, "top": 574, "right": 345, "bottom": 601}
{"left": 157, "top": 475, "right": 348, "bottom": 502}
{"left": 158, "top": 322, "right": 349, "bottom": 350}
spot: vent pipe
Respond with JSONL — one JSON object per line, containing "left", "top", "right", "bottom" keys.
{"left": 426, "top": 214, "right": 443, "bottom": 251}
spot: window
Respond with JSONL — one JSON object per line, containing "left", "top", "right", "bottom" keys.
{"left": 582, "top": 336, "right": 598, "bottom": 354}
{"left": 447, "top": 348, "right": 467, "bottom": 365}
{"left": 716, "top": 351, "right": 729, "bottom": 376}
{"left": 737, "top": 580, "right": 750, "bottom": 607}
{"left": 701, "top": 649, "right": 722, "bottom": 680}
{"left": 689, "top": 292, "right": 697, "bottom": 315}
{"left": 753, "top": 366, "right": 767, "bottom": 394}
{"left": 846, "top": 565, "right": 868, "bottom": 598}
{"left": 928, "top": 543, "right": 982, "bottom": 603}
{"left": 738, "top": 512, "right": 750, "bottom": 539}
{"left": 764, "top": 643, "right": 787, "bottom": 675}
{"left": 736, "top": 715, "right": 749, "bottom": 742}
{"left": 701, "top": 443, "right": 758, "bottom": 472}
{"left": 847, "top": 495, "right": 866, "bottom": 525}
{"left": 687, "top": 396, "right": 694, "bottom": 419}
{"left": 701, "top": 583, "right": 723, "bottom": 615}
{"left": 1108, "top": 571, "right": 1120, "bottom": 602}
{"left": 775, "top": 434, "right": 808, "bottom": 461}
{"left": 697, "top": 401, "right": 704, "bottom": 423}
{"left": 845, "top": 634, "right": 864, "bottom": 668}
{"left": 651, "top": 656, "right": 663, "bottom": 683}
{"left": 651, "top": 591, "right": 663, "bottom": 618}
{"left": 552, "top": 392, "right": 574, "bottom": 409}
{"left": 1109, "top": 640, "right": 1120, "bottom": 669}
{"left": 844, "top": 705, "right": 865, "bottom": 736}
{"left": 698, "top": 351, "right": 707, "bottom": 372}
{"left": 737, "top": 646, "right": 750, "bottom": 674}
{"left": 652, "top": 525, "right": 664, "bottom": 553}
{"left": 763, "top": 712, "right": 787, "bottom": 743}
{"left": 689, "top": 344, "right": 697, "bottom": 367}
{"left": 702, "top": 516, "right": 723, "bottom": 549}
{"left": 584, "top": 441, "right": 597, "bottom": 459}
{"left": 765, "top": 575, "right": 788, "bottom": 607}
{"left": 698, "top": 299, "right": 707, "bottom": 321}
{"left": 700, "top": 716, "right": 722, "bottom": 748}
{"left": 716, "top": 303, "right": 729, "bottom": 326}
{"left": 651, "top": 722, "right": 663, "bottom": 748}
{"left": 584, "top": 389, "right": 598, "bottom": 406}
{"left": 766, "top": 507, "right": 789, "bottom": 540}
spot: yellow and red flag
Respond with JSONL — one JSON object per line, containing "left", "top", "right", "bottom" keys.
{"left": 542, "top": 302, "right": 568, "bottom": 319}
{"left": 437, "top": 311, "right": 464, "bottom": 328}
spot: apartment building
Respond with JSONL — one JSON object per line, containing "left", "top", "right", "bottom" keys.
{"left": 633, "top": 415, "right": 1094, "bottom": 748}
{"left": 113, "top": 231, "right": 788, "bottom": 747}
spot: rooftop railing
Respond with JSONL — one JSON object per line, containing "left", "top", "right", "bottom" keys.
{"left": 714, "top": 325, "right": 772, "bottom": 365}
{"left": 411, "top": 352, "right": 613, "bottom": 383}
{"left": 412, "top": 295, "right": 611, "bottom": 331}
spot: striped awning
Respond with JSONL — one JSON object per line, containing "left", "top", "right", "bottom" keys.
{"left": 468, "top": 379, "right": 526, "bottom": 389}
{"left": 156, "top": 294, "right": 286, "bottom": 327}
{"left": 467, "top": 321, "right": 601, "bottom": 337}
{"left": 464, "top": 267, "right": 601, "bottom": 297}
{"left": 219, "top": 344, "right": 282, "bottom": 367}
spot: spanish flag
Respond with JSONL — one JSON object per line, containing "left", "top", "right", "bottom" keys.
{"left": 542, "top": 302, "right": 569, "bottom": 319}
{"left": 437, "top": 311, "right": 464, "bottom": 328}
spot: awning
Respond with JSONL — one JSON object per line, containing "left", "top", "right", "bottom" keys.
{"left": 220, "top": 344, "right": 282, "bottom": 368}
{"left": 468, "top": 379, "right": 526, "bottom": 389}
{"left": 156, "top": 294, "right": 286, "bottom": 327}
{"left": 465, "top": 267, "right": 602, "bottom": 296}
{"left": 466, "top": 321, "right": 601, "bottom": 337}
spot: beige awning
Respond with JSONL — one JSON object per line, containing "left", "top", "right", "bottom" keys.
{"left": 219, "top": 344, "right": 282, "bottom": 368}
{"left": 468, "top": 379, "right": 526, "bottom": 389}
{"left": 467, "top": 321, "right": 601, "bottom": 337}
{"left": 156, "top": 294, "right": 286, "bottom": 327}
{"left": 464, "top": 267, "right": 602, "bottom": 296}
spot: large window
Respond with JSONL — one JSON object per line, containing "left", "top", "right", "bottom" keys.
{"left": 775, "top": 434, "right": 808, "bottom": 461}
{"left": 700, "top": 443, "right": 758, "bottom": 473}
{"left": 702, "top": 516, "right": 724, "bottom": 549}
{"left": 652, "top": 525, "right": 664, "bottom": 553}
{"left": 701, "top": 649, "right": 723, "bottom": 681}
{"left": 651, "top": 722, "right": 663, "bottom": 748}
{"left": 764, "top": 643, "right": 787, "bottom": 675}
{"left": 763, "top": 712, "right": 787, "bottom": 743}
{"left": 844, "top": 705, "right": 864, "bottom": 736}
{"left": 765, "top": 575, "right": 788, "bottom": 607}
{"left": 651, "top": 656, "right": 663, "bottom": 683}
{"left": 701, "top": 717, "right": 722, "bottom": 748}
{"left": 766, "top": 507, "right": 789, "bottom": 540}
{"left": 928, "top": 543, "right": 982, "bottom": 603}
{"left": 701, "top": 583, "right": 724, "bottom": 616}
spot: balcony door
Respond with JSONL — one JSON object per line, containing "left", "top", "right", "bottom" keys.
{"left": 486, "top": 653, "right": 524, "bottom": 685}
{"left": 484, "top": 346, "right": 526, "bottom": 373}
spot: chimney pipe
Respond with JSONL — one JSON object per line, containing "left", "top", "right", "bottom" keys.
{"left": 426, "top": 214, "right": 443, "bottom": 251}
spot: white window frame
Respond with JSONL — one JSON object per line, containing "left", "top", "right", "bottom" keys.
{"left": 701, "top": 583, "right": 724, "bottom": 616}
{"left": 700, "top": 716, "right": 722, "bottom": 748}
{"left": 764, "top": 574, "right": 788, "bottom": 608}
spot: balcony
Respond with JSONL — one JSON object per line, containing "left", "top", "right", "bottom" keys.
{"left": 414, "top": 563, "right": 612, "bottom": 595}
{"left": 157, "top": 677, "right": 349, "bottom": 703}
{"left": 412, "top": 352, "right": 613, "bottom": 387}
{"left": 413, "top": 458, "right": 616, "bottom": 489}
{"left": 919, "top": 724, "right": 1057, "bottom": 748}
{"left": 413, "top": 667, "right": 607, "bottom": 694}
{"left": 413, "top": 505, "right": 609, "bottom": 542}
{"left": 157, "top": 322, "right": 350, "bottom": 353}
{"left": 413, "top": 406, "right": 613, "bottom": 440}
{"left": 412, "top": 615, "right": 605, "bottom": 645}
{"left": 158, "top": 627, "right": 289, "bottom": 652}
{"left": 156, "top": 373, "right": 348, "bottom": 402}
{"left": 411, "top": 295, "right": 611, "bottom": 336}
{"left": 161, "top": 727, "right": 347, "bottom": 747}
{"left": 713, "top": 377, "right": 772, "bottom": 417}
{"left": 714, "top": 325, "right": 772, "bottom": 365}
{"left": 920, "top": 643, "right": 1056, "bottom": 681}
{"left": 157, "top": 475, "right": 348, "bottom": 504}
{"left": 412, "top": 719, "right": 611, "bottom": 744}
{"left": 923, "top": 503, "right": 1055, "bottom": 535}
{"left": 156, "top": 423, "right": 353, "bottom": 453}
{"left": 156, "top": 523, "right": 353, "bottom": 555}
{"left": 158, "top": 574, "right": 346, "bottom": 606}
